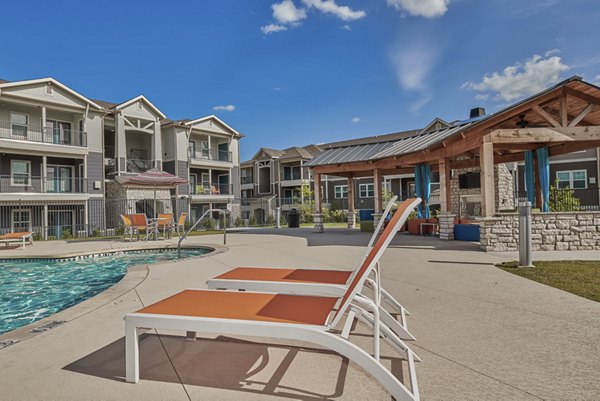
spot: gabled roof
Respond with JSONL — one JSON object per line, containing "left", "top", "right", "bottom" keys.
{"left": 419, "top": 117, "right": 451, "bottom": 134}
{"left": 280, "top": 146, "right": 314, "bottom": 160}
{"left": 307, "top": 75, "right": 600, "bottom": 168}
{"left": 0, "top": 77, "right": 102, "bottom": 110}
{"left": 183, "top": 115, "right": 244, "bottom": 138}
{"left": 114, "top": 95, "right": 167, "bottom": 119}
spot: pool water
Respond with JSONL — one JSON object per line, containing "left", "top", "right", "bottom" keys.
{"left": 0, "top": 248, "right": 210, "bottom": 334}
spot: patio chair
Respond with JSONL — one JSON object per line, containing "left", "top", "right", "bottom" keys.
{"left": 125, "top": 199, "right": 420, "bottom": 400}
{"left": 0, "top": 231, "right": 33, "bottom": 249}
{"left": 120, "top": 214, "right": 135, "bottom": 241}
{"left": 130, "top": 213, "right": 155, "bottom": 241}
{"left": 210, "top": 185, "right": 220, "bottom": 195}
{"left": 175, "top": 212, "right": 188, "bottom": 237}
{"left": 157, "top": 213, "right": 174, "bottom": 239}
{"left": 206, "top": 197, "right": 420, "bottom": 340}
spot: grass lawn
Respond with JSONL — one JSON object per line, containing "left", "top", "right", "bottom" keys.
{"left": 498, "top": 260, "right": 600, "bottom": 303}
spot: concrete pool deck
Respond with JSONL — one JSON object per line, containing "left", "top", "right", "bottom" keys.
{"left": 1, "top": 229, "right": 599, "bottom": 400}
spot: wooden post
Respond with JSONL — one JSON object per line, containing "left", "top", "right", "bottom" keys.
{"left": 313, "top": 172, "right": 323, "bottom": 232}
{"left": 347, "top": 174, "right": 356, "bottom": 228}
{"left": 439, "top": 159, "right": 451, "bottom": 213}
{"left": 480, "top": 139, "right": 495, "bottom": 217}
{"left": 373, "top": 168, "right": 382, "bottom": 214}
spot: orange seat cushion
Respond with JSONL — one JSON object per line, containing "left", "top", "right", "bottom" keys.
{"left": 136, "top": 289, "right": 337, "bottom": 326}
{"left": 0, "top": 232, "right": 32, "bottom": 239}
{"left": 214, "top": 267, "right": 352, "bottom": 285}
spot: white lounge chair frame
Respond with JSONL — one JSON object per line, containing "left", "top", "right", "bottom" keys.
{"left": 0, "top": 232, "right": 33, "bottom": 249}
{"left": 206, "top": 196, "right": 418, "bottom": 341}
{"left": 125, "top": 199, "right": 421, "bottom": 401}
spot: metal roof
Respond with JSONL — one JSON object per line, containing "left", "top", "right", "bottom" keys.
{"left": 305, "top": 123, "right": 474, "bottom": 167}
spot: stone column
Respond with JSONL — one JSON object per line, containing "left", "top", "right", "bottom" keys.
{"left": 373, "top": 213, "right": 383, "bottom": 234}
{"left": 480, "top": 139, "right": 495, "bottom": 217}
{"left": 347, "top": 210, "right": 356, "bottom": 229}
{"left": 438, "top": 213, "right": 456, "bottom": 240}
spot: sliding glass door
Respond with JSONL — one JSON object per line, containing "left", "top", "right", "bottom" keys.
{"left": 46, "top": 166, "right": 73, "bottom": 193}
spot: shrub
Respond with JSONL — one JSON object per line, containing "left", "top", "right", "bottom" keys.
{"left": 32, "top": 232, "right": 43, "bottom": 241}
{"left": 234, "top": 216, "right": 243, "bottom": 228}
{"left": 92, "top": 229, "right": 101, "bottom": 238}
{"left": 550, "top": 180, "right": 581, "bottom": 212}
{"left": 202, "top": 218, "right": 215, "bottom": 231}
{"left": 248, "top": 215, "right": 257, "bottom": 227}
{"left": 265, "top": 214, "right": 275, "bottom": 226}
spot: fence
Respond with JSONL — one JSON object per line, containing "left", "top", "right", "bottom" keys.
{"left": 0, "top": 121, "right": 87, "bottom": 147}
{"left": 513, "top": 188, "right": 600, "bottom": 211}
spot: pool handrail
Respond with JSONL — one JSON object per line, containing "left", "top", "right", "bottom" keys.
{"left": 177, "top": 208, "right": 229, "bottom": 257}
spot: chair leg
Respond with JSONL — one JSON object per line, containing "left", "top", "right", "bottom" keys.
{"left": 125, "top": 320, "right": 140, "bottom": 383}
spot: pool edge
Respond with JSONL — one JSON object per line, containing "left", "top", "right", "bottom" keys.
{"left": 0, "top": 244, "right": 226, "bottom": 347}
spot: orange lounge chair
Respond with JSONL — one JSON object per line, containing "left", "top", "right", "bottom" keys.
{"left": 0, "top": 231, "right": 33, "bottom": 249}
{"left": 125, "top": 199, "right": 420, "bottom": 400}
{"left": 175, "top": 212, "right": 188, "bottom": 237}
{"left": 207, "top": 198, "right": 421, "bottom": 340}
{"left": 156, "top": 213, "right": 174, "bottom": 239}
{"left": 129, "top": 213, "right": 155, "bottom": 241}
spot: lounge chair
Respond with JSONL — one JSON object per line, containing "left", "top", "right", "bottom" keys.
{"left": 156, "top": 213, "right": 174, "bottom": 239}
{"left": 120, "top": 214, "right": 134, "bottom": 241}
{"left": 125, "top": 198, "right": 420, "bottom": 401}
{"left": 0, "top": 231, "right": 33, "bottom": 249}
{"left": 175, "top": 212, "right": 188, "bottom": 237}
{"left": 130, "top": 213, "right": 155, "bottom": 241}
{"left": 206, "top": 197, "right": 420, "bottom": 340}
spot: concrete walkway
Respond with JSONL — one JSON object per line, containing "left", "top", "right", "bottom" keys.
{"left": 1, "top": 229, "right": 599, "bottom": 400}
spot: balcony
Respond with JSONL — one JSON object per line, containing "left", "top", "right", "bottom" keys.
{"left": 0, "top": 176, "right": 87, "bottom": 194}
{"left": 126, "top": 159, "right": 153, "bottom": 173}
{"left": 0, "top": 121, "right": 87, "bottom": 147}
{"left": 190, "top": 183, "right": 233, "bottom": 196}
{"left": 188, "top": 148, "right": 233, "bottom": 164}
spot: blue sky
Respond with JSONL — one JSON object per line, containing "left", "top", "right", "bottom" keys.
{"left": 1, "top": 0, "right": 599, "bottom": 160}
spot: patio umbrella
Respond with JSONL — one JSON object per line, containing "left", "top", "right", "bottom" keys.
{"left": 122, "top": 169, "right": 188, "bottom": 218}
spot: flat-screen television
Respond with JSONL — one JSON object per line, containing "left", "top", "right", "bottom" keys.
{"left": 459, "top": 172, "right": 481, "bottom": 189}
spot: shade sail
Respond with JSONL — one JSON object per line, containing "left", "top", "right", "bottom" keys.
{"left": 121, "top": 169, "right": 188, "bottom": 187}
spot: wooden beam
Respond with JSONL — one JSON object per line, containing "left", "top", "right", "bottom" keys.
{"left": 564, "top": 86, "right": 600, "bottom": 105}
{"left": 532, "top": 105, "right": 561, "bottom": 128}
{"left": 480, "top": 142, "right": 495, "bottom": 217}
{"left": 560, "top": 91, "right": 568, "bottom": 127}
{"left": 490, "top": 126, "right": 600, "bottom": 144}
{"left": 568, "top": 103, "right": 594, "bottom": 127}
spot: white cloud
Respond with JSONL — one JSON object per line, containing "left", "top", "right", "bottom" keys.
{"left": 272, "top": 0, "right": 307, "bottom": 24}
{"left": 341, "top": 24, "right": 351, "bottom": 31}
{"left": 351, "top": 117, "right": 361, "bottom": 123}
{"left": 474, "top": 94, "right": 490, "bottom": 101}
{"left": 387, "top": 0, "right": 449, "bottom": 18}
{"left": 594, "top": 75, "right": 600, "bottom": 86}
{"left": 212, "top": 105, "right": 236, "bottom": 112}
{"left": 544, "top": 48, "right": 561, "bottom": 57}
{"left": 464, "top": 54, "right": 570, "bottom": 102}
{"left": 390, "top": 45, "right": 438, "bottom": 91}
{"left": 260, "top": 24, "right": 288, "bottom": 34}
{"left": 301, "top": 0, "right": 366, "bottom": 21}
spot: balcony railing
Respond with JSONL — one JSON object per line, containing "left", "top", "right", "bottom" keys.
{"left": 241, "top": 176, "right": 253, "bottom": 184}
{"left": 188, "top": 148, "right": 233, "bottom": 163}
{"left": 190, "top": 183, "right": 233, "bottom": 196}
{"left": 0, "top": 176, "right": 87, "bottom": 193}
{"left": 0, "top": 122, "right": 87, "bottom": 147}
{"left": 126, "top": 159, "right": 153, "bottom": 173}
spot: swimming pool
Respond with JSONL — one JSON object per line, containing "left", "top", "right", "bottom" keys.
{"left": 0, "top": 248, "right": 211, "bottom": 335}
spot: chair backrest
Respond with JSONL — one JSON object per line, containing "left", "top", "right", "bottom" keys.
{"left": 363, "top": 195, "right": 399, "bottom": 258}
{"left": 157, "top": 213, "right": 174, "bottom": 226}
{"left": 329, "top": 197, "right": 421, "bottom": 327}
{"left": 120, "top": 214, "right": 132, "bottom": 227}
{"left": 177, "top": 212, "right": 188, "bottom": 226}
{"left": 130, "top": 213, "right": 148, "bottom": 228}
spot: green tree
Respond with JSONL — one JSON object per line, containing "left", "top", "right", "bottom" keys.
{"left": 549, "top": 179, "right": 581, "bottom": 212}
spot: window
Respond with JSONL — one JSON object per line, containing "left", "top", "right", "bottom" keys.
{"left": 359, "top": 183, "right": 374, "bottom": 198}
{"left": 11, "top": 160, "right": 31, "bottom": 186}
{"left": 201, "top": 141, "right": 209, "bottom": 158}
{"left": 189, "top": 173, "right": 197, "bottom": 194}
{"left": 46, "top": 165, "right": 74, "bottom": 193}
{"left": 11, "top": 209, "right": 31, "bottom": 232}
{"left": 430, "top": 171, "right": 440, "bottom": 192}
{"left": 45, "top": 83, "right": 53, "bottom": 95}
{"left": 188, "top": 141, "right": 196, "bottom": 158}
{"left": 10, "top": 112, "right": 28, "bottom": 138}
{"left": 334, "top": 185, "right": 348, "bottom": 199}
{"left": 557, "top": 170, "right": 587, "bottom": 189}
{"left": 283, "top": 166, "right": 301, "bottom": 181}
{"left": 47, "top": 120, "right": 72, "bottom": 145}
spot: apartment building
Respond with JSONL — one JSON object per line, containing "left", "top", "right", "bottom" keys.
{"left": 0, "top": 77, "right": 243, "bottom": 236}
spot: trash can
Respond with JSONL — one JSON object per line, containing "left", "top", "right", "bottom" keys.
{"left": 359, "top": 209, "right": 375, "bottom": 221}
{"left": 288, "top": 208, "right": 300, "bottom": 228}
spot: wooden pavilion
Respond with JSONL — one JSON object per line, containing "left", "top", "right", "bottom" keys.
{"left": 306, "top": 76, "right": 600, "bottom": 230}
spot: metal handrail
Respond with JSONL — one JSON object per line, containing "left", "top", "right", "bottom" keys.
{"left": 177, "top": 208, "right": 230, "bottom": 257}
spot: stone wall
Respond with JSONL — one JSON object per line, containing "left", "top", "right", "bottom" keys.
{"left": 480, "top": 211, "right": 600, "bottom": 251}
{"left": 449, "top": 164, "right": 514, "bottom": 216}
